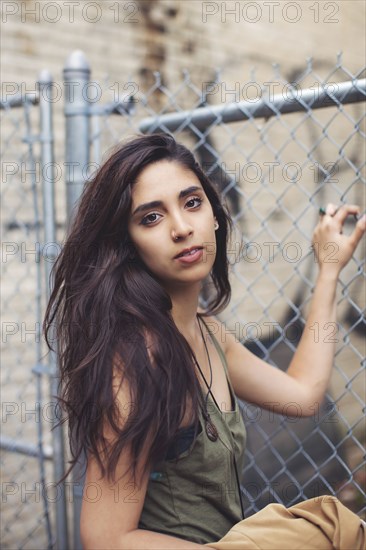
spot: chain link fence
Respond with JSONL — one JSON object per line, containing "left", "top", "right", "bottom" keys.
{"left": 86, "top": 57, "right": 365, "bottom": 519}
{"left": 1, "top": 53, "right": 365, "bottom": 548}
{"left": 1, "top": 91, "right": 54, "bottom": 548}
{"left": 1, "top": 75, "right": 67, "bottom": 549}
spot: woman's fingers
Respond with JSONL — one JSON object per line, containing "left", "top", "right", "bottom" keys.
{"left": 319, "top": 203, "right": 360, "bottom": 225}
{"left": 319, "top": 204, "right": 364, "bottom": 236}
{"left": 331, "top": 204, "right": 360, "bottom": 225}
{"left": 324, "top": 203, "right": 338, "bottom": 217}
{"left": 314, "top": 203, "right": 365, "bottom": 273}
{"left": 349, "top": 213, "right": 366, "bottom": 248}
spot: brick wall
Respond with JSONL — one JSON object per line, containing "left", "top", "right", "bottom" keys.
{"left": 2, "top": 1, "right": 365, "bottom": 90}
{"left": 1, "top": 1, "right": 365, "bottom": 323}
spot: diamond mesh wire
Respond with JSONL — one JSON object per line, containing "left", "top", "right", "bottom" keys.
{"left": 1, "top": 97, "right": 54, "bottom": 549}
{"left": 89, "top": 61, "right": 365, "bottom": 518}
{"left": 1, "top": 59, "right": 365, "bottom": 549}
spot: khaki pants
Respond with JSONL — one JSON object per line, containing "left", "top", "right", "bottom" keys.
{"left": 206, "top": 497, "right": 366, "bottom": 550}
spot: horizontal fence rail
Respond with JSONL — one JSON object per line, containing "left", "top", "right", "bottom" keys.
{"left": 139, "top": 78, "right": 366, "bottom": 132}
{"left": 0, "top": 92, "right": 39, "bottom": 109}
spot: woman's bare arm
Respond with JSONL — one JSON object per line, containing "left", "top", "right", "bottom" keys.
{"left": 80, "top": 366, "right": 214, "bottom": 549}
{"left": 213, "top": 204, "right": 365, "bottom": 416}
{"left": 81, "top": 455, "right": 211, "bottom": 549}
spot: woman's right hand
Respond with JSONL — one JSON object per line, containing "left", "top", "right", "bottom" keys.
{"left": 312, "top": 203, "right": 365, "bottom": 278}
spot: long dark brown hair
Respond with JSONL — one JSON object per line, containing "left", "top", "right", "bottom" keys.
{"left": 44, "top": 133, "right": 232, "bottom": 481}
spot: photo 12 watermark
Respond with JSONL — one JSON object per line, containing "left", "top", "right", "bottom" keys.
{"left": 1, "top": 239, "right": 343, "bottom": 266}
{"left": 1, "top": 80, "right": 139, "bottom": 105}
{"left": 202, "top": 80, "right": 342, "bottom": 104}
{"left": 1, "top": 1, "right": 141, "bottom": 24}
{"left": 1, "top": 159, "right": 340, "bottom": 186}
{"left": 202, "top": 160, "right": 340, "bottom": 185}
{"left": 201, "top": 2, "right": 340, "bottom": 24}
{"left": 1, "top": 480, "right": 140, "bottom": 504}
{"left": 1, "top": 318, "right": 340, "bottom": 346}
{"left": 201, "top": 479, "right": 337, "bottom": 506}
{"left": 1, "top": 397, "right": 340, "bottom": 427}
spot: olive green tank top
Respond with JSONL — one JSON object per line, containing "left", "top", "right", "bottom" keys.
{"left": 138, "top": 321, "right": 247, "bottom": 544}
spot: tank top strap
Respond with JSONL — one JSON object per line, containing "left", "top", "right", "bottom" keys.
{"left": 198, "top": 315, "right": 236, "bottom": 399}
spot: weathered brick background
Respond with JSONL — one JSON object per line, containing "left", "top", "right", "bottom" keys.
{"left": 2, "top": 1, "right": 365, "bottom": 81}
{"left": 1, "top": 2, "right": 365, "bottom": 548}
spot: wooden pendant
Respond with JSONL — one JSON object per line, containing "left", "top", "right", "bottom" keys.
{"left": 205, "top": 417, "right": 218, "bottom": 442}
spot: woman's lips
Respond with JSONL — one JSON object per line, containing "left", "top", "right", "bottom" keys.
{"left": 174, "top": 247, "right": 203, "bottom": 264}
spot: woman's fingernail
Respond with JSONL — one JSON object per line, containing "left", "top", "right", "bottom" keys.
{"left": 356, "top": 214, "right": 366, "bottom": 230}
{"left": 328, "top": 203, "right": 337, "bottom": 215}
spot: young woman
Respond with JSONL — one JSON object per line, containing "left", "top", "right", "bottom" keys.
{"left": 44, "top": 133, "right": 366, "bottom": 549}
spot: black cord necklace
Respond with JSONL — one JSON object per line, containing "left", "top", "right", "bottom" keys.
{"left": 193, "top": 315, "right": 219, "bottom": 442}
{"left": 194, "top": 314, "right": 245, "bottom": 519}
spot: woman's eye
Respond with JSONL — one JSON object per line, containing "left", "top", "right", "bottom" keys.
{"left": 186, "top": 197, "right": 202, "bottom": 208}
{"left": 141, "top": 213, "right": 161, "bottom": 226}
{"left": 140, "top": 197, "right": 202, "bottom": 226}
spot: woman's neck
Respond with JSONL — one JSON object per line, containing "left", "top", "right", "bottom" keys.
{"left": 168, "top": 283, "right": 201, "bottom": 342}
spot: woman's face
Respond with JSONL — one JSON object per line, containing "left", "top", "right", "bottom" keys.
{"left": 128, "top": 160, "right": 217, "bottom": 291}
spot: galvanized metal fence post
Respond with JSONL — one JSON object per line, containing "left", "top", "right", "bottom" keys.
{"left": 38, "top": 69, "right": 69, "bottom": 550}
{"left": 63, "top": 50, "right": 91, "bottom": 550}
{"left": 63, "top": 50, "right": 91, "bottom": 226}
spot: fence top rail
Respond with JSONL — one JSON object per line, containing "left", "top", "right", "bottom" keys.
{"left": 0, "top": 91, "right": 39, "bottom": 109}
{"left": 138, "top": 78, "right": 366, "bottom": 133}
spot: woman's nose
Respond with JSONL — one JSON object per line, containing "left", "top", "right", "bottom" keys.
{"left": 171, "top": 215, "right": 193, "bottom": 241}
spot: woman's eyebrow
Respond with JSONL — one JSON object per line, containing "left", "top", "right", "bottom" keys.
{"left": 132, "top": 185, "right": 202, "bottom": 217}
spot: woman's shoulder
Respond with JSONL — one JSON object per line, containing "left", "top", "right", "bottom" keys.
{"left": 197, "top": 309, "right": 229, "bottom": 355}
